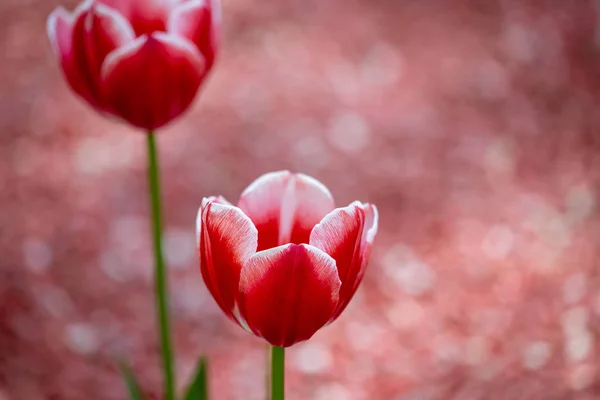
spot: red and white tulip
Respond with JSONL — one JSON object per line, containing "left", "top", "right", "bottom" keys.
{"left": 197, "top": 171, "right": 378, "bottom": 347}
{"left": 47, "top": 0, "right": 220, "bottom": 130}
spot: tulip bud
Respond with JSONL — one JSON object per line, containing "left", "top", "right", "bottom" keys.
{"left": 47, "top": 0, "right": 220, "bottom": 130}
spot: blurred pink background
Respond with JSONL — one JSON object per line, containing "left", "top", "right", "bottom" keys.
{"left": 2, "top": 0, "right": 600, "bottom": 399}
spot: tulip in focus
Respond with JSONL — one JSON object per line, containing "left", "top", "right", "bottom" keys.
{"left": 197, "top": 171, "right": 378, "bottom": 347}
{"left": 47, "top": 0, "right": 220, "bottom": 130}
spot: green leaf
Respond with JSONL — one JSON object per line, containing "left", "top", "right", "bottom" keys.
{"left": 118, "top": 360, "right": 145, "bottom": 400}
{"left": 184, "top": 357, "right": 208, "bottom": 400}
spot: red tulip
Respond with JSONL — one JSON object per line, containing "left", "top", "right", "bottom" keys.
{"left": 197, "top": 171, "right": 378, "bottom": 347}
{"left": 47, "top": 0, "right": 220, "bottom": 130}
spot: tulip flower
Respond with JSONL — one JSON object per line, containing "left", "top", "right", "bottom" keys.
{"left": 47, "top": 0, "right": 220, "bottom": 130}
{"left": 197, "top": 171, "right": 378, "bottom": 348}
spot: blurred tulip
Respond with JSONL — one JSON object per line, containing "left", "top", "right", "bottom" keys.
{"left": 47, "top": 0, "right": 220, "bottom": 130}
{"left": 197, "top": 171, "right": 379, "bottom": 347}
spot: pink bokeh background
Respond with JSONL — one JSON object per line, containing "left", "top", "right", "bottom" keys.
{"left": 2, "top": 0, "right": 600, "bottom": 399}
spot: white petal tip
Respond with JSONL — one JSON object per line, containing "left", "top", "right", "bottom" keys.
{"left": 195, "top": 206, "right": 203, "bottom": 246}
{"left": 93, "top": 3, "right": 136, "bottom": 40}
{"left": 295, "top": 173, "right": 334, "bottom": 201}
{"left": 239, "top": 170, "right": 292, "bottom": 198}
{"left": 100, "top": 34, "right": 149, "bottom": 79}
{"left": 365, "top": 204, "right": 379, "bottom": 244}
{"left": 46, "top": 7, "right": 71, "bottom": 53}
{"left": 201, "top": 196, "right": 212, "bottom": 207}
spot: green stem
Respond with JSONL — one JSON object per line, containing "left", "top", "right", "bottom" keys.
{"left": 147, "top": 131, "right": 175, "bottom": 400}
{"left": 271, "top": 346, "right": 285, "bottom": 400}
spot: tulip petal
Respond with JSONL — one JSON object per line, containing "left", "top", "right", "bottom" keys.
{"left": 101, "top": 32, "right": 205, "bottom": 129}
{"left": 82, "top": 3, "right": 135, "bottom": 86}
{"left": 237, "top": 171, "right": 335, "bottom": 250}
{"left": 47, "top": 6, "right": 96, "bottom": 105}
{"left": 199, "top": 198, "right": 258, "bottom": 321}
{"left": 196, "top": 195, "right": 232, "bottom": 248}
{"left": 310, "top": 202, "right": 379, "bottom": 320}
{"left": 239, "top": 244, "right": 340, "bottom": 347}
{"left": 168, "top": 0, "right": 220, "bottom": 68}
